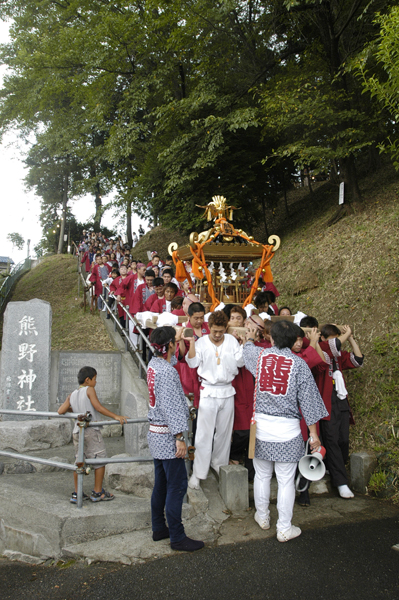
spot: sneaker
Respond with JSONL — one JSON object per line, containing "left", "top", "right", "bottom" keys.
{"left": 338, "top": 485, "right": 354, "bottom": 499}
{"left": 70, "top": 492, "right": 89, "bottom": 503}
{"left": 254, "top": 511, "right": 270, "bottom": 530}
{"left": 277, "top": 525, "right": 302, "bottom": 542}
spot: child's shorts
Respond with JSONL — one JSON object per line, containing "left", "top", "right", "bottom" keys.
{"left": 73, "top": 428, "right": 107, "bottom": 470}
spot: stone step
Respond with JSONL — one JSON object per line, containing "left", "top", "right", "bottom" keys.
{"left": 63, "top": 507, "right": 217, "bottom": 565}
{"left": 0, "top": 472, "right": 155, "bottom": 558}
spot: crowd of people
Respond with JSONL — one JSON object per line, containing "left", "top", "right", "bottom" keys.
{"left": 76, "top": 229, "right": 364, "bottom": 550}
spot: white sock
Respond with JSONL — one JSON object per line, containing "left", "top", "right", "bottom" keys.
{"left": 188, "top": 474, "right": 200, "bottom": 490}
{"left": 338, "top": 484, "right": 354, "bottom": 498}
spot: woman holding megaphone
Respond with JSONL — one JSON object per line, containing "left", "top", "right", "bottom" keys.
{"left": 243, "top": 320, "right": 328, "bottom": 543}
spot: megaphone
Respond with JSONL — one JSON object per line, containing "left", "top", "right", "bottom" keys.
{"left": 298, "top": 440, "right": 326, "bottom": 482}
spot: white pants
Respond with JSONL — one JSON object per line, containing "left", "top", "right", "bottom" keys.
{"left": 128, "top": 319, "right": 139, "bottom": 348}
{"left": 193, "top": 395, "right": 234, "bottom": 480}
{"left": 253, "top": 457, "right": 297, "bottom": 532}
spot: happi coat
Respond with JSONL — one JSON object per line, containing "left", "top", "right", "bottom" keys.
{"left": 147, "top": 356, "right": 189, "bottom": 460}
{"left": 243, "top": 343, "right": 328, "bottom": 462}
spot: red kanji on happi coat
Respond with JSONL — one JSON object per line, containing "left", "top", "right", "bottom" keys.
{"left": 259, "top": 354, "right": 293, "bottom": 396}
{"left": 147, "top": 367, "right": 156, "bottom": 407}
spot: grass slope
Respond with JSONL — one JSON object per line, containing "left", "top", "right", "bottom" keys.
{"left": 270, "top": 166, "right": 399, "bottom": 499}
{"left": 0, "top": 255, "right": 115, "bottom": 352}
{"left": 131, "top": 226, "right": 191, "bottom": 261}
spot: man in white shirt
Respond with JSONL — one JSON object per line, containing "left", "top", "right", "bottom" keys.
{"left": 185, "top": 310, "right": 244, "bottom": 489}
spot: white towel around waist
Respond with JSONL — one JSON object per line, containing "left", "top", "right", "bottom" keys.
{"left": 255, "top": 413, "right": 301, "bottom": 443}
{"left": 333, "top": 370, "right": 348, "bottom": 399}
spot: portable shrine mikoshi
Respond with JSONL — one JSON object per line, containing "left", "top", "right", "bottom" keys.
{"left": 168, "top": 195, "right": 281, "bottom": 311}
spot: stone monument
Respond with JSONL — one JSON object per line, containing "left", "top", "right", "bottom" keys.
{"left": 0, "top": 299, "right": 52, "bottom": 420}
{"left": 57, "top": 351, "right": 121, "bottom": 413}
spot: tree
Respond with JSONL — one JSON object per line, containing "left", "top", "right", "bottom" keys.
{"left": 7, "top": 232, "right": 24, "bottom": 251}
{"left": 355, "top": 5, "right": 399, "bottom": 168}
{"left": 0, "top": 0, "right": 396, "bottom": 238}
{"left": 256, "top": 0, "right": 396, "bottom": 207}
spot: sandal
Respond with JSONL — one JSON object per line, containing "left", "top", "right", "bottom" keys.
{"left": 90, "top": 488, "right": 115, "bottom": 502}
{"left": 70, "top": 492, "right": 90, "bottom": 504}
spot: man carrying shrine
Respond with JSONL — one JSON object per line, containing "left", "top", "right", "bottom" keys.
{"left": 243, "top": 320, "right": 328, "bottom": 542}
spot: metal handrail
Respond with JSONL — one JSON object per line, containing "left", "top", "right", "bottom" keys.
{"left": 0, "top": 409, "right": 153, "bottom": 509}
{"left": 0, "top": 257, "right": 32, "bottom": 312}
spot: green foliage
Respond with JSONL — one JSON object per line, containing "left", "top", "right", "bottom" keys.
{"left": 0, "top": 0, "right": 397, "bottom": 236}
{"left": 368, "top": 470, "right": 388, "bottom": 493}
{"left": 7, "top": 232, "right": 24, "bottom": 250}
{"left": 355, "top": 5, "right": 399, "bottom": 167}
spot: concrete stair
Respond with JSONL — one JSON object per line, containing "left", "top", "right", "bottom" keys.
{"left": 0, "top": 472, "right": 154, "bottom": 559}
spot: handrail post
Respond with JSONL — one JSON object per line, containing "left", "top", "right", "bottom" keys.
{"left": 76, "top": 422, "right": 86, "bottom": 509}
{"left": 138, "top": 335, "right": 143, "bottom": 379}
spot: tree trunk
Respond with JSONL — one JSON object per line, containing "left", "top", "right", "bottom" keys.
{"left": 126, "top": 199, "right": 133, "bottom": 247}
{"left": 283, "top": 174, "right": 289, "bottom": 217}
{"left": 58, "top": 172, "right": 68, "bottom": 254}
{"left": 260, "top": 196, "right": 269, "bottom": 239}
{"left": 93, "top": 181, "right": 102, "bottom": 231}
{"left": 340, "top": 155, "right": 362, "bottom": 202}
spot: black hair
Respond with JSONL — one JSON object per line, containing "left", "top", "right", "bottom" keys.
{"left": 292, "top": 323, "right": 305, "bottom": 339}
{"left": 208, "top": 311, "right": 229, "bottom": 328}
{"left": 188, "top": 302, "right": 205, "bottom": 316}
{"left": 320, "top": 324, "right": 341, "bottom": 339}
{"left": 171, "top": 296, "right": 183, "bottom": 309}
{"left": 166, "top": 255, "right": 173, "bottom": 261}
{"left": 222, "top": 304, "right": 235, "bottom": 319}
{"left": 270, "top": 320, "right": 298, "bottom": 349}
{"left": 145, "top": 269, "right": 155, "bottom": 278}
{"left": 165, "top": 282, "right": 178, "bottom": 293}
{"left": 265, "top": 290, "right": 276, "bottom": 304}
{"left": 300, "top": 316, "right": 319, "bottom": 328}
{"left": 153, "top": 277, "right": 164, "bottom": 287}
{"left": 254, "top": 292, "right": 270, "bottom": 309}
{"left": 111, "top": 269, "right": 120, "bottom": 276}
{"left": 150, "top": 326, "right": 176, "bottom": 356}
{"left": 77, "top": 366, "right": 97, "bottom": 385}
{"left": 230, "top": 306, "right": 247, "bottom": 320}
{"left": 162, "top": 268, "right": 174, "bottom": 276}
{"left": 279, "top": 306, "right": 292, "bottom": 316}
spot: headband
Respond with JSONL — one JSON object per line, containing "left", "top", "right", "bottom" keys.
{"left": 151, "top": 338, "right": 173, "bottom": 357}
{"left": 249, "top": 316, "right": 265, "bottom": 330}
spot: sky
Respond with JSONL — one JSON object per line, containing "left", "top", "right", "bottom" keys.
{"left": 0, "top": 19, "right": 146, "bottom": 265}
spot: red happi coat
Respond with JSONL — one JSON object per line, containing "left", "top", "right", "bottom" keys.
{"left": 144, "top": 294, "right": 163, "bottom": 311}
{"left": 89, "top": 264, "right": 103, "bottom": 297}
{"left": 81, "top": 251, "right": 94, "bottom": 272}
{"left": 172, "top": 308, "right": 186, "bottom": 317}
{"left": 131, "top": 284, "right": 155, "bottom": 315}
{"left": 175, "top": 322, "right": 210, "bottom": 408}
{"left": 118, "top": 273, "right": 145, "bottom": 312}
{"left": 110, "top": 275, "right": 128, "bottom": 318}
{"left": 151, "top": 297, "right": 172, "bottom": 313}
{"left": 293, "top": 340, "right": 327, "bottom": 440}
{"left": 315, "top": 338, "right": 362, "bottom": 422}
{"left": 232, "top": 340, "right": 270, "bottom": 431}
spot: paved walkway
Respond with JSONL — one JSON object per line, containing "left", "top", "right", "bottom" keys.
{"left": 1, "top": 515, "right": 399, "bottom": 600}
